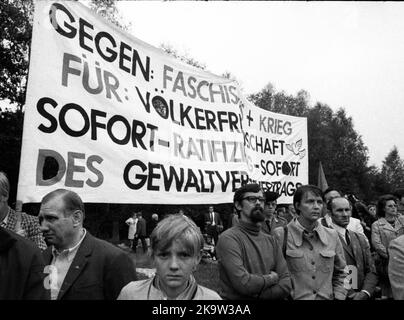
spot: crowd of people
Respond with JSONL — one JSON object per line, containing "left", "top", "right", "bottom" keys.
{"left": 1, "top": 168, "right": 404, "bottom": 300}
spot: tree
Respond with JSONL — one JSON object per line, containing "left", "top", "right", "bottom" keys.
{"left": 0, "top": 108, "right": 24, "bottom": 204}
{"left": 380, "top": 146, "right": 404, "bottom": 192}
{"left": 249, "top": 83, "right": 372, "bottom": 200}
{"left": 0, "top": 0, "right": 130, "bottom": 239}
{"left": 248, "top": 82, "right": 309, "bottom": 117}
{"left": 160, "top": 43, "right": 207, "bottom": 70}
{"left": 0, "top": 0, "right": 33, "bottom": 108}
{"left": 88, "top": 0, "right": 131, "bottom": 31}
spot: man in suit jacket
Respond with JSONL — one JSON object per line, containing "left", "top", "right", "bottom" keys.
{"left": 0, "top": 226, "right": 49, "bottom": 299}
{"left": 388, "top": 234, "right": 404, "bottom": 299}
{"left": 329, "top": 197, "right": 378, "bottom": 299}
{"left": 261, "top": 191, "right": 287, "bottom": 236}
{"left": 39, "top": 189, "right": 137, "bottom": 300}
{"left": 204, "top": 206, "right": 223, "bottom": 246}
{"left": 134, "top": 211, "right": 147, "bottom": 253}
{"left": 0, "top": 171, "right": 46, "bottom": 250}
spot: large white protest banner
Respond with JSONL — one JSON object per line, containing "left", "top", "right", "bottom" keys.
{"left": 17, "top": 1, "right": 307, "bottom": 204}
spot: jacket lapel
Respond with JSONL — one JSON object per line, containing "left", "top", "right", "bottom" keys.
{"left": 42, "top": 246, "right": 53, "bottom": 264}
{"left": 379, "top": 218, "right": 395, "bottom": 232}
{"left": 57, "top": 232, "right": 93, "bottom": 300}
{"left": 350, "top": 232, "right": 363, "bottom": 267}
{"left": 0, "top": 227, "right": 16, "bottom": 252}
{"left": 339, "top": 233, "right": 355, "bottom": 262}
{"left": 261, "top": 219, "right": 271, "bottom": 234}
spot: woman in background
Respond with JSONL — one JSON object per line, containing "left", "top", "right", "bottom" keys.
{"left": 371, "top": 194, "right": 404, "bottom": 299}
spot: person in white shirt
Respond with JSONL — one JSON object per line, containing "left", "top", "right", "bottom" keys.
{"left": 125, "top": 212, "right": 138, "bottom": 251}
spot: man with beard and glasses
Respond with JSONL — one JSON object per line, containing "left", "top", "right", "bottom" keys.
{"left": 273, "top": 185, "right": 347, "bottom": 300}
{"left": 216, "top": 184, "right": 292, "bottom": 299}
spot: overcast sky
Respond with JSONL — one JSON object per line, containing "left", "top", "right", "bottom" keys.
{"left": 112, "top": 1, "right": 404, "bottom": 169}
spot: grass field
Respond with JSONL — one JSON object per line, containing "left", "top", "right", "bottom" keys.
{"left": 128, "top": 249, "right": 220, "bottom": 292}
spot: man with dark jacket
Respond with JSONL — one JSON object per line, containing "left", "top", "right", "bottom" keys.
{"left": 329, "top": 197, "right": 378, "bottom": 299}
{"left": 261, "top": 191, "right": 287, "bottom": 235}
{"left": 134, "top": 211, "right": 147, "bottom": 253}
{"left": 39, "top": 189, "right": 137, "bottom": 300}
{"left": 204, "top": 206, "right": 223, "bottom": 245}
{"left": 0, "top": 226, "right": 49, "bottom": 299}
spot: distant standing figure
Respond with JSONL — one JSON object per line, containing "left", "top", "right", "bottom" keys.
{"left": 134, "top": 212, "right": 147, "bottom": 253}
{"left": 125, "top": 212, "right": 138, "bottom": 250}
{"left": 204, "top": 206, "right": 223, "bottom": 246}
{"left": 118, "top": 214, "right": 221, "bottom": 300}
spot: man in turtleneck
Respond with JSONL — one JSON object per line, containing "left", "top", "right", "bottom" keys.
{"left": 273, "top": 184, "right": 348, "bottom": 300}
{"left": 216, "top": 183, "right": 292, "bottom": 299}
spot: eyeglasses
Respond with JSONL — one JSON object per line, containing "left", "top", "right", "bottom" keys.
{"left": 242, "top": 196, "right": 265, "bottom": 204}
{"left": 386, "top": 204, "right": 398, "bottom": 208}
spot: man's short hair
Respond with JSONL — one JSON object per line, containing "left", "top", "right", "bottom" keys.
{"left": 265, "top": 190, "right": 279, "bottom": 203}
{"left": 41, "top": 189, "right": 85, "bottom": 219}
{"left": 233, "top": 183, "right": 261, "bottom": 204}
{"left": 0, "top": 171, "right": 10, "bottom": 199}
{"left": 293, "top": 185, "right": 323, "bottom": 215}
{"left": 377, "top": 194, "right": 397, "bottom": 218}
{"left": 322, "top": 187, "right": 341, "bottom": 200}
{"left": 327, "top": 196, "right": 351, "bottom": 212}
{"left": 150, "top": 214, "right": 203, "bottom": 257}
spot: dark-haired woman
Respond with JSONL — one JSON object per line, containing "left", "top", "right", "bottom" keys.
{"left": 371, "top": 195, "right": 404, "bottom": 299}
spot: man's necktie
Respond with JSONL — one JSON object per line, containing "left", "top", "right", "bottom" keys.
{"left": 266, "top": 220, "right": 271, "bottom": 232}
{"left": 345, "top": 230, "right": 351, "bottom": 246}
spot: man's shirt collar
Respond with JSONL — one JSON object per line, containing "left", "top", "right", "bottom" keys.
{"left": 289, "top": 218, "right": 328, "bottom": 246}
{"left": 52, "top": 228, "right": 87, "bottom": 262}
